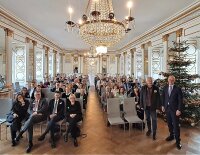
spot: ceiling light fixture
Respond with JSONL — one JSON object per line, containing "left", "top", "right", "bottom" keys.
{"left": 65, "top": 0, "right": 135, "bottom": 53}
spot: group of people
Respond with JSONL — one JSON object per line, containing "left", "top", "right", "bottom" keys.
{"left": 9, "top": 74, "right": 89, "bottom": 153}
{"left": 95, "top": 74, "right": 183, "bottom": 150}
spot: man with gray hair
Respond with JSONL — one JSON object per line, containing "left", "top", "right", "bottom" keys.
{"left": 15, "top": 91, "right": 48, "bottom": 153}
{"left": 140, "top": 77, "right": 161, "bottom": 140}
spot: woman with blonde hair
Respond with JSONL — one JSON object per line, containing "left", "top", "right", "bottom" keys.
{"left": 64, "top": 94, "right": 82, "bottom": 147}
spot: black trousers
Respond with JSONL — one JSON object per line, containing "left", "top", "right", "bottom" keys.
{"left": 66, "top": 114, "right": 82, "bottom": 138}
{"left": 166, "top": 108, "right": 180, "bottom": 143}
{"left": 43, "top": 115, "right": 64, "bottom": 141}
{"left": 10, "top": 118, "right": 22, "bottom": 141}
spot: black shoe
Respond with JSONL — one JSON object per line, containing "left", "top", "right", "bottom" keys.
{"left": 176, "top": 143, "right": 182, "bottom": 150}
{"left": 153, "top": 133, "right": 156, "bottom": 140}
{"left": 26, "top": 142, "right": 33, "bottom": 153}
{"left": 146, "top": 130, "right": 151, "bottom": 136}
{"left": 15, "top": 132, "right": 23, "bottom": 142}
{"left": 11, "top": 140, "right": 16, "bottom": 147}
{"left": 38, "top": 135, "right": 45, "bottom": 141}
{"left": 51, "top": 141, "right": 56, "bottom": 148}
{"left": 64, "top": 133, "right": 68, "bottom": 142}
{"left": 74, "top": 138, "right": 78, "bottom": 147}
{"left": 165, "top": 135, "right": 174, "bottom": 141}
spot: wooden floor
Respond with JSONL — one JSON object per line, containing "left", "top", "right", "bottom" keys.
{"left": 0, "top": 86, "right": 200, "bottom": 154}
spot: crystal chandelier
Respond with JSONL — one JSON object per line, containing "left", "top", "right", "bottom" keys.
{"left": 66, "top": 0, "right": 135, "bottom": 52}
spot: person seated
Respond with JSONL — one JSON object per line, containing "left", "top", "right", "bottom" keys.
{"left": 51, "top": 81, "right": 64, "bottom": 92}
{"left": 39, "top": 81, "right": 47, "bottom": 88}
{"left": 31, "top": 85, "right": 45, "bottom": 100}
{"left": 15, "top": 91, "right": 48, "bottom": 153}
{"left": 62, "top": 86, "right": 72, "bottom": 104}
{"left": 28, "top": 81, "right": 36, "bottom": 99}
{"left": 101, "top": 86, "right": 114, "bottom": 110}
{"left": 64, "top": 94, "right": 82, "bottom": 147}
{"left": 111, "top": 84, "right": 119, "bottom": 97}
{"left": 80, "top": 89, "right": 87, "bottom": 109}
{"left": 117, "top": 87, "right": 127, "bottom": 111}
{"left": 21, "top": 87, "right": 30, "bottom": 98}
{"left": 71, "top": 78, "right": 80, "bottom": 93}
{"left": 9, "top": 93, "right": 30, "bottom": 146}
{"left": 38, "top": 91, "right": 65, "bottom": 148}
{"left": 129, "top": 87, "right": 140, "bottom": 103}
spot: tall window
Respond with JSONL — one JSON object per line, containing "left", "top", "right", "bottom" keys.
{"left": 12, "top": 45, "right": 26, "bottom": 85}
{"left": 56, "top": 53, "right": 61, "bottom": 73}
{"left": 49, "top": 52, "right": 54, "bottom": 78}
{"left": 151, "top": 49, "right": 162, "bottom": 79}
{"left": 186, "top": 45, "right": 197, "bottom": 75}
{"left": 35, "top": 48, "right": 44, "bottom": 82}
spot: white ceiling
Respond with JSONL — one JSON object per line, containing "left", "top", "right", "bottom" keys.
{"left": 0, "top": 0, "right": 197, "bottom": 51}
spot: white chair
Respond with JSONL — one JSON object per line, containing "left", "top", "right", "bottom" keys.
{"left": 123, "top": 97, "right": 144, "bottom": 136}
{"left": 0, "top": 99, "right": 13, "bottom": 140}
{"left": 107, "top": 98, "right": 125, "bottom": 137}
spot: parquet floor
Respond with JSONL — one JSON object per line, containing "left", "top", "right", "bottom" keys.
{"left": 0, "top": 86, "right": 200, "bottom": 154}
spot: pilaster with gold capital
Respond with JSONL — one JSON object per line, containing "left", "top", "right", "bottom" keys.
{"left": 5, "top": 28, "right": 13, "bottom": 86}
{"left": 162, "top": 34, "right": 169, "bottom": 72}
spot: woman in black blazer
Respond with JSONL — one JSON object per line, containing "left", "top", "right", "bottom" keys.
{"left": 64, "top": 94, "right": 82, "bottom": 147}
{"left": 10, "top": 93, "right": 29, "bottom": 146}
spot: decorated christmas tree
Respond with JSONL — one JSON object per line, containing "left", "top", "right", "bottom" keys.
{"left": 159, "top": 37, "right": 200, "bottom": 126}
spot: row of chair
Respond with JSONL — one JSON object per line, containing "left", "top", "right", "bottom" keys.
{"left": 41, "top": 88, "right": 81, "bottom": 99}
{"left": 106, "top": 97, "right": 144, "bottom": 136}
{"left": 0, "top": 97, "right": 85, "bottom": 140}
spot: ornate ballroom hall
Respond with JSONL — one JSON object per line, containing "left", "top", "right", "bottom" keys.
{"left": 0, "top": 0, "right": 200, "bottom": 154}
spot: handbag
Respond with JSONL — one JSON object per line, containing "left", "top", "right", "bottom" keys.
{"left": 6, "top": 112, "right": 14, "bottom": 123}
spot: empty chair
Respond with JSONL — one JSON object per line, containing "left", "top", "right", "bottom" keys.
{"left": 0, "top": 99, "right": 13, "bottom": 140}
{"left": 123, "top": 97, "right": 144, "bottom": 135}
{"left": 106, "top": 98, "right": 125, "bottom": 137}
{"left": 46, "top": 92, "right": 55, "bottom": 100}
{"left": 41, "top": 88, "right": 51, "bottom": 98}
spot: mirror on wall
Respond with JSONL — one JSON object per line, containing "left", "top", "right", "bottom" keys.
{"left": 0, "top": 28, "right": 6, "bottom": 89}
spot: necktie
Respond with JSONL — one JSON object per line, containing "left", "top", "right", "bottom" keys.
{"left": 53, "top": 100, "right": 58, "bottom": 114}
{"left": 169, "top": 85, "right": 173, "bottom": 96}
{"left": 35, "top": 100, "right": 39, "bottom": 112}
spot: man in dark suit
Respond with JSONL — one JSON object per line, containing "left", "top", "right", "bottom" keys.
{"left": 38, "top": 91, "right": 65, "bottom": 148}
{"left": 162, "top": 75, "right": 183, "bottom": 150}
{"left": 51, "top": 81, "right": 64, "bottom": 92}
{"left": 15, "top": 91, "right": 48, "bottom": 153}
{"left": 140, "top": 77, "right": 161, "bottom": 140}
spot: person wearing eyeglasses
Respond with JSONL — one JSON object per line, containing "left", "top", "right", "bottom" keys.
{"left": 38, "top": 91, "right": 65, "bottom": 148}
{"left": 15, "top": 91, "right": 48, "bottom": 153}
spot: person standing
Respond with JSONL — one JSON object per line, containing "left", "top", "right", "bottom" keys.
{"left": 162, "top": 75, "right": 183, "bottom": 150}
{"left": 140, "top": 77, "right": 161, "bottom": 140}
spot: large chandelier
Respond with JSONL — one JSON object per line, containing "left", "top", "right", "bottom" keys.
{"left": 66, "top": 0, "right": 135, "bottom": 53}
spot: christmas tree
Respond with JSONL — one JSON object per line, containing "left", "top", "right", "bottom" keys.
{"left": 159, "top": 37, "right": 200, "bottom": 126}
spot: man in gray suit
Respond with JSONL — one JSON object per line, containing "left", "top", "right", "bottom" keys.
{"left": 15, "top": 91, "right": 48, "bottom": 153}
{"left": 140, "top": 77, "right": 161, "bottom": 140}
